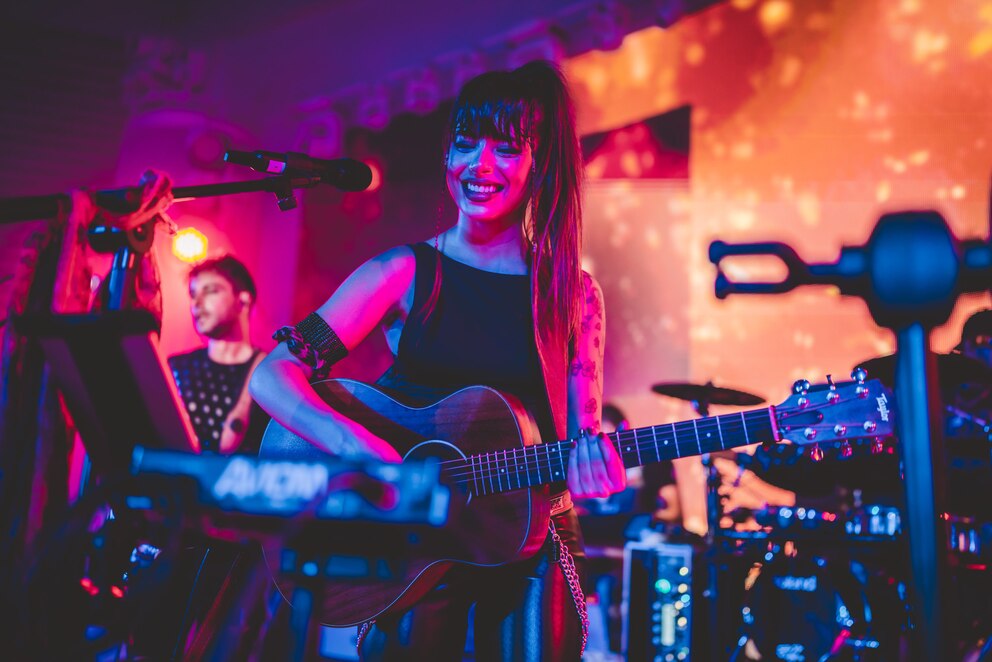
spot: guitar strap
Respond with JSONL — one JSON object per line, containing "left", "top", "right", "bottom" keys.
{"left": 532, "top": 257, "right": 589, "bottom": 655}
{"left": 530, "top": 257, "right": 571, "bottom": 443}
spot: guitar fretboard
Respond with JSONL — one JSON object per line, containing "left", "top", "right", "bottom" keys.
{"left": 450, "top": 407, "right": 777, "bottom": 496}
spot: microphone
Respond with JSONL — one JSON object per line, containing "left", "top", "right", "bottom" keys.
{"left": 224, "top": 150, "right": 373, "bottom": 192}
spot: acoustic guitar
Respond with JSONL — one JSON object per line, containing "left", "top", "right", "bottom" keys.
{"left": 258, "top": 376, "right": 894, "bottom": 626}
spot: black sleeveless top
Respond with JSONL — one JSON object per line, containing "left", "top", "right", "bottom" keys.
{"left": 377, "top": 243, "right": 557, "bottom": 445}
{"left": 168, "top": 348, "right": 270, "bottom": 454}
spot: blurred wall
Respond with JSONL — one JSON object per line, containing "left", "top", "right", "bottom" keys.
{"left": 566, "top": 0, "right": 992, "bottom": 430}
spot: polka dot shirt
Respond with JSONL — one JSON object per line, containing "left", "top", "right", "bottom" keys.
{"left": 168, "top": 348, "right": 267, "bottom": 454}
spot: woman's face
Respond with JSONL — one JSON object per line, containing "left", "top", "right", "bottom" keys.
{"left": 446, "top": 130, "right": 533, "bottom": 225}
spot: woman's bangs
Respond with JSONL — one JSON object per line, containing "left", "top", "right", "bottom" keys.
{"left": 451, "top": 97, "right": 531, "bottom": 144}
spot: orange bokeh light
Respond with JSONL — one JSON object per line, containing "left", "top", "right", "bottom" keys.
{"left": 172, "top": 227, "right": 209, "bottom": 263}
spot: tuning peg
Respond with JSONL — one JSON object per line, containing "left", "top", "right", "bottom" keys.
{"left": 793, "top": 379, "right": 810, "bottom": 395}
{"left": 851, "top": 367, "right": 868, "bottom": 384}
{"left": 863, "top": 420, "right": 877, "bottom": 433}
{"left": 871, "top": 437, "right": 885, "bottom": 454}
{"left": 827, "top": 374, "right": 836, "bottom": 390}
{"left": 804, "top": 427, "right": 817, "bottom": 441}
{"left": 839, "top": 441, "right": 853, "bottom": 458}
{"left": 809, "top": 444, "right": 824, "bottom": 462}
{"left": 833, "top": 424, "right": 847, "bottom": 437}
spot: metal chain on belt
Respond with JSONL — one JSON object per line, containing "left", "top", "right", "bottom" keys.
{"left": 550, "top": 520, "right": 589, "bottom": 657}
{"left": 356, "top": 619, "right": 374, "bottom": 653}
{"left": 354, "top": 525, "right": 589, "bottom": 658}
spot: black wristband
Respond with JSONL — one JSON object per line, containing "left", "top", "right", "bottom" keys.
{"left": 273, "top": 313, "right": 349, "bottom": 379}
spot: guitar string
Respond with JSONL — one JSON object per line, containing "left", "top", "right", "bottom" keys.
{"left": 431, "top": 397, "right": 871, "bottom": 486}
{"left": 430, "top": 398, "right": 838, "bottom": 471}
{"left": 432, "top": 407, "right": 773, "bottom": 470}
{"left": 440, "top": 428, "right": 876, "bottom": 489}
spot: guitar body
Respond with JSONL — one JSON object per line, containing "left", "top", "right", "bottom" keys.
{"left": 258, "top": 379, "right": 553, "bottom": 626}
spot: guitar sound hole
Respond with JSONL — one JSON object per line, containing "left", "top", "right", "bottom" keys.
{"left": 405, "top": 439, "right": 474, "bottom": 502}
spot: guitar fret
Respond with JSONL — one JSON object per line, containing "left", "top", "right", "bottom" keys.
{"left": 491, "top": 452, "right": 499, "bottom": 493}
{"left": 499, "top": 449, "right": 508, "bottom": 493}
{"left": 633, "top": 428, "right": 643, "bottom": 466}
{"left": 513, "top": 448, "right": 522, "bottom": 489}
{"left": 669, "top": 423, "right": 680, "bottom": 457}
{"left": 477, "top": 453, "right": 484, "bottom": 495}
{"left": 545, "top": 445, "right": 555, "bottom": 482}
{"left": 533, "top": 445, "right": 542, "bottom": 484}
{"left": 521, "top": 447, "right": 530, "bottom": 488}
{"left": 700, "top": 417, "right": 718, "bottom": 453}
{"left": 715, "top": 415, "right": 725, "bottom": 451}
{"left": 559, "top": 443, "right": 568, "bottom": 480}
{"left": 741, "top": 411, "right": 750, "bottom": 445}
{"left": 493, "top": 450, "right": 499, "bottom": 492}
{"left": 691, "top": 418, "right": 702, "bottom": 455}
{"left": 487, "top": 452, "right": 495, "bottom": 495}
{"left": 621, "top": 434, "right": 634, "bottom": 465}
{"left": 476, "top": 455, "right": 484, "bottom": 496}
{"left": 548, "top": 443, "right": 564, "bottom": 480}
{"left": 471, "top": 455, "right": 479, "bottom": 496}
{"left": 650, "top": 426, "right": 662, "bottom": 462}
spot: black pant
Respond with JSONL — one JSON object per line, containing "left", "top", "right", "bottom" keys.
{"left": 360, "top": 509, "right": 587, "bottom": 662}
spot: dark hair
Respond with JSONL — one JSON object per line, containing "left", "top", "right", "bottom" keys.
{"left": 189, "top": 254, "right": 257, "bottom": 303}
{"left": 435, "top": 60, "right": 584, "bottom": 343}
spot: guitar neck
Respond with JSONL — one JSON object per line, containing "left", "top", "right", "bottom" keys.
{"left": 463, "top": 406, "right": 778, "bottom": 497}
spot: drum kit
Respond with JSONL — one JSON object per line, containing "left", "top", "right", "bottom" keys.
{"left": 649, "top": 349, "right": 992, "bottom": 661}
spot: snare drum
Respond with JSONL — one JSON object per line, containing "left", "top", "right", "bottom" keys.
{"left": 735, "top": 549, "right": 907, "bottom": 661}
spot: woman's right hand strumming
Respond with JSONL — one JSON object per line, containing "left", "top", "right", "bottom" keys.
{"left": 249, "top": 342, "right": 403, "bottom": 464}
{"left": 334, "top": 417, "right": 403, "bottom": 463}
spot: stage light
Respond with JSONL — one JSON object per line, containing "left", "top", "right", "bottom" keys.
{"left": 172, "top": 227, "right": 209, "bottom": 263}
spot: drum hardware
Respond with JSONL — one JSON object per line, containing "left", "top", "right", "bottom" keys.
{"left": 945, "top": 405, "right": 991, "bottom": 438}
{"left": 735, "top": 437, "right": 897, "bottom": 475}
{"left": 650, "top": 380, "right": 765, "bottom": 417}
{"left": 715, "top": 504, "right": 904, "bottom": 546}
{"left": 745, "top": 504, "right": 903, "bottom": 542}
{"left": 854, "top": 352, "right": 992, "bottom": 399}
{"left": 945, "top": 513, "right": 992, "bottom": 566}
{"left": 732, "top": 544, "right": 909, "bottom": 661}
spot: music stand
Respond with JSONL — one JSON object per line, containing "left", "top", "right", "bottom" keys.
{"left": 14, "top": 309, "right": 199, "bottom": 479}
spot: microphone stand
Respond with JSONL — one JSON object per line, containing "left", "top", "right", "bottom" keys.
{"left": 709, "top": 210, "right": 992, "bottom": 661}
{"left": 0, "top": 173, "right": 323, "bottom": 224}
{"left": 0, "top": 174, "right": 323, "bottom": 312}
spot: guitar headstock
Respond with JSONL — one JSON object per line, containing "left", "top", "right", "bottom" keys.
{"left": 773, "top": 375, "right": 895, "bottom": 452}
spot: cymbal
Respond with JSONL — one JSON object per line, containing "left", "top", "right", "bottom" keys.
{"left": 650, "top": 381, "right": 766, "bottom": 407}
{"left": 855, "top": 352, "right": 992, "bottom": 390}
